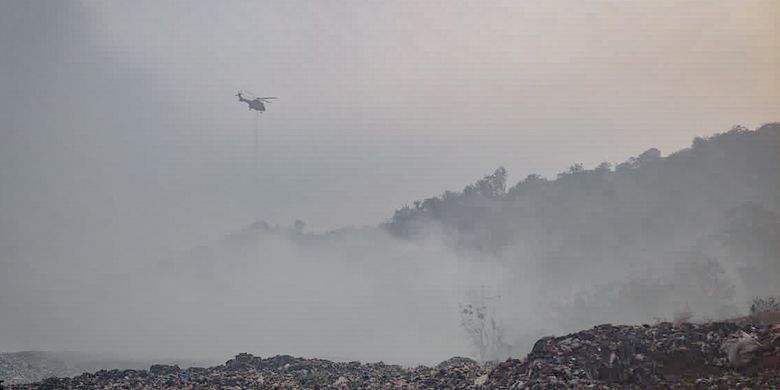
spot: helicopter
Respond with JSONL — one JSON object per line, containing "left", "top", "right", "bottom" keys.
{"left": 236, "top": 90, "right": 277, "bottom": 113}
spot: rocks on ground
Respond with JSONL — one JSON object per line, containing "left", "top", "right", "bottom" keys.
{"left": 9, "top": 319, "right": 780, "bottom": 389}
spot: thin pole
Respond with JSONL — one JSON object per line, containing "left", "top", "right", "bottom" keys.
{"left": 253, "top": 113, "right": 260, "bottom": 221}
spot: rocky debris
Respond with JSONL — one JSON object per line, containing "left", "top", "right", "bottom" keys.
{"left": 485, "top": 321, "right": 780, "bottom": 389}
{"left": 10, "top": 353, "right": 491, "bottom": 390}
{"left": 149, "top": 364, "right": 181, "bottom": 376}
{"left": 10, "top": 320, "right": 780, "bottom": 389}
{"left": 721, "top": 331, "right": 762, "bottom": 368}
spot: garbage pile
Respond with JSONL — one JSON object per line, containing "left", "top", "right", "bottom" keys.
{"left": 9, "top": 321, "right": 779, "bottom": 389}
{"left": 485, "top": 322, "right": 780, "bottom": 389}
{"left": 10, "top": 353, "right": 490, "bottom": 389}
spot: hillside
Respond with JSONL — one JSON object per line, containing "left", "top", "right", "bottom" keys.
{"left": 169, "top": 124, "right": 780, "bottom": 361}
{"left": 382, "top": 124, "right": 780, "bottom": 322}
{"left": 210, "top": 123, "right": 780, "bottom": 328}
{"left": 386, "top": 124, "right": 779, "bottom": 264}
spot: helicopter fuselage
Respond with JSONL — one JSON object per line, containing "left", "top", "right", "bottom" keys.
{"left": 237, "top": 94, "right": 266, "bottom": 112}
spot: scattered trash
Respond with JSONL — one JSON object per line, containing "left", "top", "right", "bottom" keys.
{"left": 721, "top": 331, "right": 761, "bottom": 368}
{"left": 485, "top": 321, "right": 780, "bottom": 389}
{"left": 8, "top": 321, "right": 780, "bottom": 389}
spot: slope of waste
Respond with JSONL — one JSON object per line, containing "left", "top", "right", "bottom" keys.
{"left": 7, "top": 321, "right": 779, "bottom": 389}
{"left": 486, "top": 321, "right": 780, "bottom": 389}
{"left": 6, "top": 354, "right": 490, "bottom": 390}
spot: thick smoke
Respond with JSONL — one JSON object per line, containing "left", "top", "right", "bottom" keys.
{"left": 4, "top": 125, "right": 778, "bottom": 365}
{"left": 384, "top": 124, "right": 780, "bottom": 354}
{"left": 2, "top": 1, "right": 779, "bottom": 367}
{"left": 1, "top": 220, "right": 508, "bottom": 364}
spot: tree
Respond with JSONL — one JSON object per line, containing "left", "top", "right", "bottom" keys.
{"left": 466, "top": 167, "right": 507, "bottom": 198}
{"left": 459, "top": 288, "right": 509, "bottom": 361}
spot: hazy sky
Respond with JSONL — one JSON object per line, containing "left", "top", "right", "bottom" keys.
{"left": 1, "top": 0, "right": 778, "bottom": 256}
